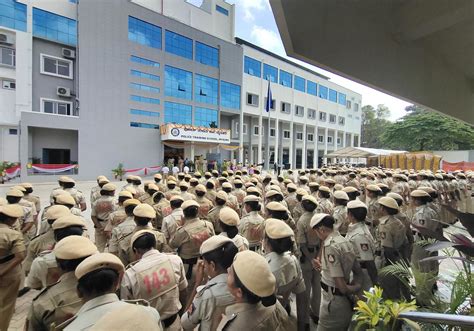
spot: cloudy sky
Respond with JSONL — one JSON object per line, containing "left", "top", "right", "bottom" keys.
{"left": 204, "top": 0, "right": 413, "bottom": 120}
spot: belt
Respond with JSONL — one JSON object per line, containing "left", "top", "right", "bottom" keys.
{"left": 321, "top": 282, "right": 344, "bottom": 296}
{"left": 0, "top": 254, "right": 14, "bottom": 264}
{"left": 359, "top": 261, "right": 369, "bottom": 269}
{"left": 162, "top": 313, "right": 178, "bottom": 328}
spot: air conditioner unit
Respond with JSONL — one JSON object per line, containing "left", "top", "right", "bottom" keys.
{"left": 62, "top": 48, "right": 76, "bottom": 59}
{"left": 57, "top": 87, "right": 71, "bottom": 97}
{"left": 0, "top": 33, "right": 13, "bottom": 45}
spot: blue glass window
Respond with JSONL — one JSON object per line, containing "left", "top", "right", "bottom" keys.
{"left": 130, "top": 83, "right": 160, "bottom": 93}
{"left": 338, "top": 93, "right": 346, "bottom": 106}
{"left": 0, "top": 0, "right": 26, "bottom": 31}
{"left": 164, "top": 101, "right": 192, "bottom": 125}
{"left": 329, "top": 88, "right": 337, "bottom": 102}
{"left": 69, "top": 0, "right": 78, "bottom": 3}
{"left": 195, "top": 107, "right": 218, "bottom": 127}
{"left": 33, "top": 8, "right": 76, "bottom": 45}
{"left": 195, "top": 41, "right": 219, "bottom": 67}
{"left": 279, "top": 70, "right": 292, "bottom": 88}
{"left": 294, "top": 75, "right": 306, "bottom": 92}
{"left": 164, "top": 65, "right": 192, "bottom": 100}
{"left": 130, "top": 70, "right": 160, "bottom": 82}
{"left": 130, "top": 95, "right": 160, "bottom": 104}
{"left": 220, "top": 81, "right": 240, "bottom": 110}
{"left": 130, "top": 109, "right": 160, "bottom": 117}
{"left": 263, "top": 64, "right": 278, "bottom": 82}
{"left": 216, "top": 5, "right": 229, "bottom": 16}
{"left": 165, "top": 30, "right": 193, "bottom": 60}
{"left": 195, "top": 74, "right": 218, "bottom": 105}
{"left": 307, "top": 80, "right": 317, "bottom": 96}
{"left": 128, "top": 16, "right": 162, "bottom": 49}
{"left": 130, "top": 122, "right": 159, "bottom": 129}
{"left": 244, "top": 56, "right": 261, "bottom": 78}
{"left": 319, "top": 85, "right": 328, "bottom": 99}
{"left": 130, "top": 55, "right": 160, "bottom": 67}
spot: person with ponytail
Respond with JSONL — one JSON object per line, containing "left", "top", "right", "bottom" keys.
{"left": 239, "top": 195, "right": 265, "bottom": 252}
{"left": 217, "top": 250, "right": 290, "bottom": 330}
{"left": 181, "top": 236, "right": 238, "bottom": 331}
{"left": 218, "top": 207, "right": 248, "bottom": 251}
{"left": 264, "top": 219, "right": 307, "bottom": 331}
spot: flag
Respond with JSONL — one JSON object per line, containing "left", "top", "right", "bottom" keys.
{"left": 265, "top": 80, "right": 272, "bottom": 112}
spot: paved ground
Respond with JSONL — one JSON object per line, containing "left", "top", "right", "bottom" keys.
{"left": 1, "top": 178, "right": 464, "bottom": 330}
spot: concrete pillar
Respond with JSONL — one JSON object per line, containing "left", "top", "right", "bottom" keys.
{"left": 257, "top": 115, "right": 263, "bottom": 165}
{"left": 323, "top": 127, "right": 328, "bottom": 165}
{"left": 190, "top": 142, "right": 195, "bottom": 163}
{"left": 302, "top": 124, "right": 307, "bottom": 169}
{"left": 314, "top": 126, "right": 318, "bottom": 168}
{"left": 342, "top": 132, "right": 347, "bottom": 163}
{"left": 288, "top": 123, "right": 293, "bottom": 169}
{"left": 274, "top": 119, "right": 279, "bottom": 166}
{"left": 239, "top": 115, "right": 244, "bottom": 163}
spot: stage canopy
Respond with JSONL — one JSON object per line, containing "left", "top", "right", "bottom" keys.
{"left": 325, "top": 147, "right": 406, "bottom": 158}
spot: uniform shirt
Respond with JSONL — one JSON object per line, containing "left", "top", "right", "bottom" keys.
{"left": 164, "top": 188, "right": 181, "bottom": 201}
{"left": 296, "top": 211, "right": 320, "bottom": 257}
{"left": 91, "top": 195, "right": 116, "bottom": 222}
{"left": 207, "top": 205, "right": 225, "bottom": 233}
{"left": 24, "top": 229, "right": 55, "bottom": 273}
{"left": 317, "top": 198, "right": 334, "bottom": 215}
{"left": 265, "top": 251, "right": 305, "bottom": 307}
{"left": 64, "top": 188, "right": 86, "bottom": 209}
{"left": 346, "top": 222, "right": 376, "bottom": 262}
{"left": 226, "top": 194, "right": 240, "bottom": 215}
{"left": 121, "top": 249, "right": 188, "bottom": 319}
{"left": 26, "top": 251, "right": 60, "bottom": 289}
{"left": 377, "top": 215, "right": 407, "bottom": 250}
{"left": 181, "top": 273, "right": 235, "bottom": 331}
{"left": 27, "top": 271, "right": 82, "bottom": 331}
{"left": 105, "top": 207, "right": 128, "bottom": 233}
{"left": 220, "top": 232, "right": 249, "bottom": 251}
{"left": 90, "top": 185, "right": 101, "bottom": 206}
{"left": 0, "top": 223, "right": 25, "bottom": 283}
{"left": 180, "top": 191, "right": 196, "bottom": 202}
{"left": 320, "top": 231, "right": 356, "bottom": 287}
{"left": 412, "top": 205, "right": 442, "bottom": 234}
{"left": 238, "top": 211, "right": 265, "bottom": 247}
{"left": 63, "top": 293, "right": 161, "bottom": 331}
{"left": 162, "top": 208, "right": 184, "bottom": 242}
{"left": 333, "top": 205, "right": 349, "bottom": 235}
{"left": 170, "top": 218, "right": 215, "bottom": 259}
{"left": 153, "top": 199, "right": 172, "bottom": 230}
{"left": 217, "top": 301, "right": 289, "bottom": 331}
{"left": 233, "top": 189, "right": 246, "bottom": 207}
{"left": 109, "top": 217, "right": 136, "bottom": 265}
{"left": 284, "top": 193, "right": 298, "bottom": 213}
{"left": 23, "top": 194, "right": 41, "bottom": 214}
{"left": 196, "top": 197, "right": 213, "bottom": 220}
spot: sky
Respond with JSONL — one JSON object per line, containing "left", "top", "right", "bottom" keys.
{"left": 190, "top": 0, "right": 413, "bottom": 121}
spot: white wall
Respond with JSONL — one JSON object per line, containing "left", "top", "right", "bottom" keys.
{"left": 433, "top": 150, "right": 474, "bottom": 163}
{"left": 0, "top": 126, "right": 19, "bottom": 162}
{"left": 30, "top": 127, "right": 78, "bottom": 162}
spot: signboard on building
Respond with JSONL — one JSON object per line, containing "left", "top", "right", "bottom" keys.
{"left": 160, "top": 124, "right": 231, "bottom": 144}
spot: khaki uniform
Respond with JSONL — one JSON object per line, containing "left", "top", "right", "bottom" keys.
{"left": 121, "top": 249, "right": 188, "bottom": 330}
{"left": 226, "top": 194, "right": 240, "bottom": 215}
{"left": 0, "top": 223, "right": 25, "bottom": 331}
{"left": 23, "top": 194, "right": 41, "bottom": 215}
{"left": 217, "top": 301, "right": 290, "bottom": 331}
{"left": 233, "top": 189, "right": 246, "bottom": 207}
{"left": 396, "top": 212, "right": 414, "bottom": 262}
{"left": 109, "top": 217, "right": 136, "bottom": 266}
{"left": 285, "top": 193, "right": 298, "bottom": 213}
{"left": 207, "top": 205, "right": 225, "bottom": 234}
{"left": 162, "top": 208, "right": 184, "bottom": 243}
{"left": 317, "top": 198, "right": 334, "bottom": 215}
{"left": 62, "top": 293, "right": 160, "bottom": 330}
{"left": 91, "top": 195, "right": 117, "bottom": 252}
{"left": 265, "top": 251, "right": 305, "bottom": 309}
{"left": 165, "top": 188, "right": 181, "bottom": 201}
{"left": 64, "top": 188, "right": 86, "bottom": 209}
{"left": 90, "top": 185, "right": 101, "bottom": 206}
{"left": 296, "top": 212, "right": 321, "bottom": 318}
{"left": 205, "top": 190, "right": 217, "bottom": 204}
{"left": 346, "top": 222, "right": 376, "bottom": 291}
{"left": 181, "top": 273, "right": 235, "bottom": 331}
{"left": 132, "top": 225, "right": 170, "bottom": 254}
{"left": 24, "top": 229, "right": 55, "bottom": 273}
{"left": 180, "top": 191, "right": 196, "bottom": 202}
{"left": 411, "top": 205, "right": 441, "bottom": 273}
{"left": 196, "top": 197, "right": 213, "bottom": 220}
{"left": 238, "top": 211, "right": 265, "bottom": 250}
{"left": 26, "top": 251, "right": 61, "bottom": 290}
{"left": 318, "top": 232, "right": 356, "bottom": 331}
{"left": 153, "top": 200, "right": 172, "bottom": 230}
{"left": 105, "top": 206, "right": 128, "bottom": 234}
{"left": 220, "top": 232, "right": 249, "bottom": 252}
{"left": 27, "top": 271, "right": 82, "bottom": 331}
{"left": 333, "top": 205, "right": 349, "bottom": 235}
{"left": 132, "top": 185, "right": 146, "bottom": 200}
{"left": 291, "top": 202, "right": 304, "bottom": 223}
{"left": 366, "top": 198, "right": 380, "bottom": 234}
{"left": 138, "top": 192, "right": 151, "bottom": 203}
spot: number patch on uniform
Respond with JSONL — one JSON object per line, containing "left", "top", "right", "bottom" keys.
{"left": 192, "top": 231, "right": 210, "bottom": 247}
{"left": 327, "top": 254, "right": 335, "bottom": 263}
{"left": 143, "top": 268, "right": 170, "bottom": 294}
{"left": 360, "top": 243, "right": 369, "bottom": 251}
{"left": 249, "top": 226, "right": 264, "bottom": 241}
{"left": 138, "top": 260, "right": 177, "bottom": 299}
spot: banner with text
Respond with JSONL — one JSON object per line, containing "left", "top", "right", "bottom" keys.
{"left": 160, "top": 124, "right": 230, "bottom": 144}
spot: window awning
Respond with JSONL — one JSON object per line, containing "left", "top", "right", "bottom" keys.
{"left": 324, "top": 147, "right": 406, "bottom": 158}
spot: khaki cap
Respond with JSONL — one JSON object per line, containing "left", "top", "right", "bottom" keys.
{"left": 200, "top": 235, "right": 233, "bottom": 255}
{"left": 435, "top": 174, "right": 443, "bottom": 180}
{"left": 0, "top": 204, "right": 24, "bottom": 218}
{"left": 269, "top": 185, "right": 281, "bottom": 192}
{"left": 90, "top": 304, "right": 161, "bottom": 331}
{"left": 325, "top": 179, "right": 336, "bottom": 185}
{"left": 125, "top": 187, "right": 137, "bottom": 195}
{"left": 75, "top": 253, "right": 124, "bottom": 280}
{"left": 247, "top": 186, "right": 259, "bottom": 194}
{"left": 232, "top": 250, "right": 275, "bottom": 297}
{"left": 190, "top": 178, "right": 198, "bottom": 184}
{"left": 244, "top": 195, "right": 260, "bottom": 203}
{"left": 387, "top": 192, "right": 403, "bottom": 201}
{"left": 130, "top": 229, "right": 156, "bottom": 247}
{"left": 56, "top": 194, "right": 76, "bottom": 205}
{"left": 377, "top": 183, "right": 389, "bottom": 189}
{"left": 219, "top": 207, "right": 240, "bottom": 226}
{"left": 182, "top": 199, "right": 200, "bottom": 210}
{"left": 59, "top": 176, "right": 75, "bottom": 183}
{"left": 287, "top": 183, "right": 297, "bottom": 190}
{"left": 216, "top": 191, "right": 228, "bottom": 201}
{"left": 6, "top": 188, "right": 24, "bottom": 198}
{"left": 283, "top": 179, "right": 292, "bottom": 184}
{"left": 265, "top": 190, "right": 282, "bottom": 198}
{"left": 206, "top": 180, "right": 215, "bottom": 188}
{"left": 302, "top": 195, "right": 318, "bottom": 205}
{"left": 333, "top": 190, "right": 349, "bottom": 201}
{"left": 13, "top": 185, "right": 26, "bottom": 192}
{"left": 299, "top": 176, "right": 308, "bottom": 181}
{"left": 212, "top": 170, "right": 219, "bottom": 175}
{"left": 20, "top": 182, "right": 33, "bottom": 189}
{"left": 170, "top": 195, "right": 184, "bottom": 203}
{"left": 366, "top": 184, "right": 382, "bottom": 192}
{"left": 233, "top": 179, "right": 242, "bottom": 185}
{"left": 167, "top": 179, "right": 177, "bottom": 185}
{"left": 147, "top": 183, "right": 158, "bottom": 191}
{"left": 119, "top": 190, "right": 133, "bottom": 199}
{"left": 265, "top": 219, "right": 293, "bottom": 239}
{"left": 318, "top": 186, "right": 330, "bottom": 193}
{"left": 98, "top": 177, "right": 110, "bottom": 185}
{"left": 347, "top": 200, "right": 367, "bottom": 210}
{"left": 309, "top": 182, "right": 319, "bottom": 188}
{"left": 222, "top": 182, "right": 232, "bottom": 189}
{"left": 54, "top": 235, "right": 98, "bottom": 260}
{"left": 154, "top": 173, "right": 162, "bottom": 180}
{"left": 101, "top": 183, "right": 116, "bottom": 192}
{"left": 343, "top": 186, "right": 358, "bottom": 193}
{"left": 266, "top": 201, "right": 286, "bottom": 212}
{"left": 133, "top": 204, "right": 156, "bottom": 218}
{"left": 52, "top": 215, "right": 85, "bottom": 230}
{"left": 296, "top": 188, "right": 308, "bottom": 196}
{"left": 123, "top": 199, "right": 140, "bottom": 208}
{"left": 418, "top": 186, "right": 436, "bottom": 194}
{"left": 378, "top": 197, "right": 399, "bottom": 211}
{"left": 179, "top": 181, "right": 189, "bottom": 188}
{"left": 45, "top": 205, "right": 71, "bottom": 220}
{"left": 334, "top": 184, "right": 344, "bottom": 191}
{"left": 310, "top": 213, "right": 330, "bottom": 228}
{"left": 195, "top": 184, "right": 206, "bottom": 193}
{"left": 411, "top": 189, "right": 430, "bottom": 198}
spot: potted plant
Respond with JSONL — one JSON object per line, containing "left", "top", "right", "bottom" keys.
{"left": 112, "top": 163, "right": 125, "bottom": 181}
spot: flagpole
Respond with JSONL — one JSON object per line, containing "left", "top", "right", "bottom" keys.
{"left": 264, "top": 79, "right": 271, "bottom": 171}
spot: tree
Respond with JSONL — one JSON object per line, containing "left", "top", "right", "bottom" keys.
{"left": 361, "top": 104, "right": 392, "bottom": 148}
{"left": 381, "top": 107, "right": 474, "bottom": 151}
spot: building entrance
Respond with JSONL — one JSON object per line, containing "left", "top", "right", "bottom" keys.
{"left": 164, "top": 145, "right": 184, "bottom": 166}
{"left": 42, "top": 148, "right": 70, "bottom": 164}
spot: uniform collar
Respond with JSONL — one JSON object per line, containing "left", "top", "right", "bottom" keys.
{"left": 171, "top": 208, "right": 183, "bottom": 215}
{"left": 323, "top": 231, "right": 339, "bottom": 246}
{"left": 208, "top": 273, "right": 228, "bottom": 285}
{"left": 379, "top": 215, "right": 390, "bottom": 224}
{"left": 76, "top": 293, "right": 119, "bottom": 315}
{"left": 59, "top": 271, "right": 78, "bottom": 282}
{"left": 142, "top": 249, "right": 160, "bottom": 259}
{"left": 225, "top": 302, "right": 259, "bottom": 315}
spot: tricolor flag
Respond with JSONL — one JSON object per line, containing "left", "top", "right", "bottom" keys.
{"left": 265, "top": 80, "right": 272, "bottom": 112}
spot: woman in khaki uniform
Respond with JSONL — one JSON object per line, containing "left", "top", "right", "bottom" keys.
{"left": 218, "top": 208, "right": 249, "bottom": 251}
{"left": 239, "top": 196, "right": 265, "bottom": 252}
{"left": 181, "top": 236, "right": 237, "bottom": 331}
{"left": 332, "top": 190, "right": 349, "bottom": 236}
{"left": 0, "top": 204, "right": 26, "bottom": 331}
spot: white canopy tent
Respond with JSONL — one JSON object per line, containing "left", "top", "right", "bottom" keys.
{"left": 324, "top": 147, "right": 406, "bottom": 159}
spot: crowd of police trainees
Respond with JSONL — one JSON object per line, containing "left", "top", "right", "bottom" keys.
{"left": 0, "top": 165, "right": 472, "bottom": 331}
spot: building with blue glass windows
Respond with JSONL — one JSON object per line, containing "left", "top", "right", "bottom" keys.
{"left": 0, "top": 0, "right": 360, "bottom": 180}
